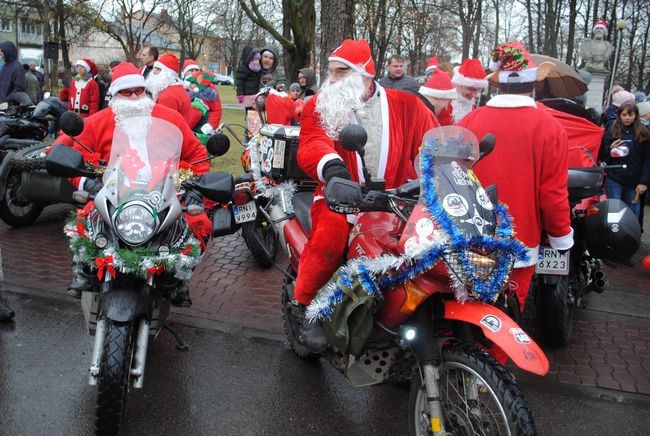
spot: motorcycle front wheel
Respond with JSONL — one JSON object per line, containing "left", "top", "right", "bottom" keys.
{"left": 95, "top": 320, "right": 134, "bottom": 435}
{"left": 241, "top": 207, "right": 278, "bottom": 268}
{"left": 0, "top": 167, "right": 43, "bottom": 227}
{"left": 409, "top": 343, "right": 536, "bottom": 436}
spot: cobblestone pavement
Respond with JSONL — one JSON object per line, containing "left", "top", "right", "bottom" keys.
{"left": 1, "top": 203, "right": 649, "bottom": 396}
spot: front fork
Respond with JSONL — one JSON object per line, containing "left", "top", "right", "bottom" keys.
{"left": 420, "top": 363, "right": 447, "bottom": 434}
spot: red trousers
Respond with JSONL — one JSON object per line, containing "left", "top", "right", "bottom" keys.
{"left": 294, "top": 200, "right": 351, "bottom": 305}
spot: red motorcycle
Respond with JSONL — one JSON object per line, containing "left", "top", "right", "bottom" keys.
{"left": 272, "top": 125, "right": 549, "bottom": 435}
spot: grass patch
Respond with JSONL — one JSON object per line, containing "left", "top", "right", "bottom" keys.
{"left": 209, "top": 107, "right": 248, "bottom": 176}
{"left": 215, "top": 85, "right": 237, "bottom": 105}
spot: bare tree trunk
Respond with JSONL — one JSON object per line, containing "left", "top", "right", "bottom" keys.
{"left": 526, "top": 0, "right": 535, "bottom": 51}
{"left": 471, "top": 0, "right": 482, "bottom": 58}
{"left": 320, "top": 0, "right": 355, "bottom": 85}
{"left": 58, "top": 0, "right": 71, "bottom": 86}
{"left": 493, "top": 0, "right": 500, "bottom": 49}
{"left": 566, "top": 0, "right": 577, "bottom": 65}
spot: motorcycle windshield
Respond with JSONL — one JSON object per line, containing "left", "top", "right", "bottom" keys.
{"left": 418, "top": 126, "right": 496, "bottom": 238}
{"left": 103, "top": 116, "right": 182, "bottom": 211}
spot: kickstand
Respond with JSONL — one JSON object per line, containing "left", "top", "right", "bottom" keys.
{"left": 164, "top": 324, "right": 189, "bottom": 351}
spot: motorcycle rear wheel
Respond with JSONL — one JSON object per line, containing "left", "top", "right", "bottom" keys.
{"left": 281, "top": 266, "right": 320, "bottom": 360}
{"left": 241, "top": 209, "right": 278, "bottom": 268}
{"left": 0, "top": 167, "right": 43, "bottom": 227}
{"left": 539, "top": 275, "right": 573, "bottom": 347}
{"left": 95, "top": 320, "right": 134, "bottom": 436}
{"left": 409, "top": 343, "right": 536, "bottom": 436}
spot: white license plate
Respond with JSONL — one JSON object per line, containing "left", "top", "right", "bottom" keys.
{"left": 233, "top": 201, "right": 257, "bottom": 224}
{"left": 535, "top": 246, "right": 570, "bottom": 275}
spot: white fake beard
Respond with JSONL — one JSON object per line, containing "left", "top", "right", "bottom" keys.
{"left": 109, "top": 94, "right": 155, "bottom": 128}
{"left": 452, "top": 95, "right": 475, "bottom": 123}
{"left": 316, "top": 71, "right": 365, "bottom": 139}
{"left": 145, "top": 70, "right": 179, "bottom": 100}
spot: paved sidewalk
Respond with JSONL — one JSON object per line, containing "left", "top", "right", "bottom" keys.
{"left": 1, "top": 204, "right": 649, "bottom": 395}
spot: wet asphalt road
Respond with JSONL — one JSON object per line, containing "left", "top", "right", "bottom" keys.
{"left": 1, "top": 290, "right": 649, "bottom": 436}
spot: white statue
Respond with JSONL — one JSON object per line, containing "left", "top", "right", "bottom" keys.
{"left": 580, "top": 20, "right": 614, "bottom": 73}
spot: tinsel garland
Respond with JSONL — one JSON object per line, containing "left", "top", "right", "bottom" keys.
{"left": 64, "top": 209, "right": 203, "bottom": 282}
{"left": 247, "top": 136, "right": 296, "bottom": 213}
{"left": 307, "top": 138, "right": 529, "bottom": 322}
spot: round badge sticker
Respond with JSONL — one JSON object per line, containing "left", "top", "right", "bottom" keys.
{"left": 476, "top": 186, "right": 494, "bottom": 210}
{"left": 404, "top": 236, "right": 421, "bottom": 256}
{"left": 416, "top": 218, "right": 434, "bottom": 237}
{"left": 442, "top": 193, "right": 469, "bottom": 217}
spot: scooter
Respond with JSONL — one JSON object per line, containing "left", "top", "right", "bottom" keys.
{"left": 277, "top": 125, "right": 548, "bottom": 434}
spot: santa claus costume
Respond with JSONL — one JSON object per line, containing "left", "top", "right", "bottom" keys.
{"left": 417, "top": 68, "right": 457, "bottom": 126}
{"left": 451, "top": 58, "right": 488, "bottom": 123}
{"left": 458, "top": 41, "right": 573, "bottom": 309}
{"left": 424, "top": 56, "right": 439, "bottom": 78}
{"left": 261, "top": 88, "right": 297, "bottom": 125}
{"left": 294, "top": 39, "right": 438, "bottom": 306}
{"left": 69, "top": 59, "right": 100, "bottom": 118}
{"left": 186, "top": 70, "right": 224, "bottom": 139}
{"left": 146, "top": 53, "right": 201, "bottom": 129}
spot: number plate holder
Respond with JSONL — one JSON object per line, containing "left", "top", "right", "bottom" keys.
{"left": 535, "top": 246, "right": 570, "bottom": 275}
{"left": 233, "top": 201, "right": 257, "bottom": 224}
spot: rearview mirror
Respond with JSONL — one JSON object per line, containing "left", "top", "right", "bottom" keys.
{"left": 45, "top": 143, "right": 94, "bottom": 178}
{"left": 0, "top": 102, "right": 8, "bottom": 111}
{"left": 59, "top": 111, "right": 84, "bottom": 137}
{"left": 206, "top": 133, "right": 230, "bottom": 157}
{"left": 476, "top": 134, "right": 496, "bottom": 164}
{"left": 338, "top": 124, "right": 368, "bottom": 154}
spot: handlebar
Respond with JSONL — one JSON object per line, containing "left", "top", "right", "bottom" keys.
{"left": 216, "top": 123, "right": 249, "bottom": 147}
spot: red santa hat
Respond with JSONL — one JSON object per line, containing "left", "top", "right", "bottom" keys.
{"left": 76, "top": 59, "right": 98, "bottom": 77}
{"left": 424, "top": 56, "right": 439, "bottom": 74}
{"left": 328, "top": 39, "right": 376, "bottom": 78}
{"left": 182, "top": 59, "right": 200, "bottom": 77}
{"left": 418, "top": 69, "right": 457, "bottom": 99}
{"left": 487, "top": 41, "right": 553, "bottom": 85}
{"left": 452, "top": 58, "right": 488, "bottom": 89}
{"left": 154, "top": 54, "right": 180, "bottom": 76}
{"left": 108, "top": 62, "right": 146, "bottom": 95}
{"left": 593, "top": 19, "right": 608, "bottom": 32}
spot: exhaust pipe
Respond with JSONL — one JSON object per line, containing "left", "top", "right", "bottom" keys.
{"left": 593, "top": 269, "right": 605, "bottom": 280}
{"left": 593, "top": 278, "right": 606, "bottom": 293}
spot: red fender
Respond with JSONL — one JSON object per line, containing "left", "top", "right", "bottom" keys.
{"left": 444, "top": 300, "right": 549, "bottom": 376}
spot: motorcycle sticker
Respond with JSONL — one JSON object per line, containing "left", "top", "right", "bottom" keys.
{"left": 145, "top": 191, "right": 163, "bottom": 208}
{"left": 480, "top": 314, "right": 502, "bottom": 332}
{"left": 611, "top": 224, "right": 620, "bottom": 233}
{"left": 348, "top": 223, "right": 362, "bottom": 245}
{"left": 461, "top": 208, "right": 493, "bottom": 235}
{"left": 509, "top": 327, "right": 532, "bottom": 344}
{"left": 415, "top": 218, "right": 434, "bottom": 237}
{"left": 475, "top": 186, "right": 494, "bottom": 210}
{"left": 442, "top": 193, "right": 469, "bottom": 217}
{"left": 450, "top": 161, "right": 472, "bottom": 186}
{"left": 272, "top": 140, "right": 286, "bottom": 169}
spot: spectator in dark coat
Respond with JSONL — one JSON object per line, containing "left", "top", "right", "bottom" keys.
{"left": 29, "top": 62, "right": 44, "bottom": 88}
{"left": 298, "top": 67, "right": 317, "bottom": 97}
{"left": 379, "top": 54, "right": 419, "bottom": 93}
{"left": 236, "top": 45, "right": 262, "bottom": 110}
{"left": 23, "top": 64, "right": 40, "bottom": 104}
{"left": 259, "top": 46, "right": 285, "bottom": 89}
{"left": 0, "top": 41, "right": 26, "bottom": 103}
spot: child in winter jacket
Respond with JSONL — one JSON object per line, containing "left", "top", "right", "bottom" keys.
{"left": 236, "top": 45, "right": 262, "bottom": 110}
{"left": 598, "top": 101, "right": 650, "bottom": 219}
{"left": 68, "top": 59, "right": 100, "bottom": 118}
{"left": 187, "top": 71, "right": 223, "bottom": 145}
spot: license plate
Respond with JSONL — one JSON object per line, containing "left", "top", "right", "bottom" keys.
{"left": 535, "top": 246, "right": 569, "bottom": 275}
{"left": 233, "top": 201, "right": 257, "bottom": 224}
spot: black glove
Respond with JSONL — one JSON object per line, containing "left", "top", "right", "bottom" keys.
{"left": 84, "top": 178, "right": 103, "bottom": 196}
{"left": 322, "top": 159, "right": 351, "bottom": 183}
{"left": 182, "top": 188, "right": 204, "bottom": 207}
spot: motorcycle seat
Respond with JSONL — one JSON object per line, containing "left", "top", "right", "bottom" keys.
{"left": 293, "top": 191, "right": 314, "bottom": 236}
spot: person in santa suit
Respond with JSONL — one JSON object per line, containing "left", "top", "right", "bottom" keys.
{"left": 295, "top": 38, "right": 438, "bottom": 351}
{"left": 416, "top": 68, "right": 457, "bottom": 125}
{"left": 458, "top": 41, "right": 573, "bottom": 312}
{"left": 182, "top": 58, "right": 200, "bottom": 89}
{"left": 68, "top": 59, "right": 100, "bottom": 119}
{"left": 451, "top": 58, "right": 488, "bottom": 124}
{"left": 56, "top": 62, "right": 209, "bottom": 307}
{"left": 257, "top": 87, "right": 297, "bottom": 125}
{"left": 424, "top": 55, "right": 439, "bottom": 80}
{"left": 145, "top": 53, "right": 201, "bottom": 129}
{"left": 186, "top": 70, "right": 223, "bottom": 143}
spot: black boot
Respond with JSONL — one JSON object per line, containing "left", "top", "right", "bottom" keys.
{"left": 0, "top": 300, "right": 15, "bottom": 322}
{"left": 295, "top": 303, "right": 327, "bottom": 353}
{"left": 171, "top": 282, "right": 192, "bottom": 307}
{"left": 66, "top": 273, "right": 88, "bottom": 299}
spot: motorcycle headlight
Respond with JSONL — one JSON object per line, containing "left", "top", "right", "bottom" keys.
{"left": 114, "top": 202, "right": 157, "bottom": 245}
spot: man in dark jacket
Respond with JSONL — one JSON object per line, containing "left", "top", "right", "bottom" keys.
{"left": 24, "top": 64, "right": 40, "bottom": 104}
{"left": 378, "top": 54, "right": 419, "bottom": 93}
{"left": 259, "top": 46, "right": 286, "bottom": 90}
{"left": 0, "top": 41, "right": 26, "bottom": 103}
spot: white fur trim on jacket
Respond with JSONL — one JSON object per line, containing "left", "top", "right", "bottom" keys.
{"left": 327, "top": 56, "right": 375, "bottom": 78}
{"left": 317, "top": 153, "right": 343, "bottom": 183}
{"left": 418, "top": 86, "right": 457, "bottom": 100}
{"left": 109, "top": 74, "right": 146, "bottom": 95}
{"left": 548, "top": 228, "right": 574, "bottom": 250}
{"left": 515, "top": 245, "right": 539, "bottom": 268}
{"left": 497, "top": 67, "right": 537, "bottom": 84}
{"left": 452, "top": 73, "right": 488, "bottom": 89}
{"left": 486, "top": 94, "right": 536, "bottom": 108}
{"left": 376, "top": 84, "right": 390, "bottom": 179}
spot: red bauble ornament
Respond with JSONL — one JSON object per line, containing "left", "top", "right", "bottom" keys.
{"left": 642, "top": 255, "right": 650, "bottom": 272}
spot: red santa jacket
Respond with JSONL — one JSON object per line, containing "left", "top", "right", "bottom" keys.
{"left": 459, "top": 94, "right": 573, "bottom": 266}
{"left": 298, "top": 85, "right": 438, "bottom": 198}
{"left": 264, "top": 90, "right": 296, "bottom": 125}
{"left": 68, "top": 78, "right": 100, "bottom": 119}
{"left": 436, "top": 103, "right": 454, "bottom": 126}
{"left": 55, "top": 104, "right": 209, "bottom": 189}
{"left": 157, "top": 84, "right": 202, "bottom": 129}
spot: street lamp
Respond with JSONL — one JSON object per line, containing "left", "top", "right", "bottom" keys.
{"left": 608, "top": 19, "right": 627, "bottom": 105}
